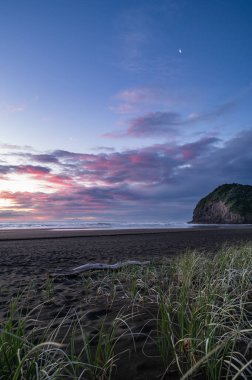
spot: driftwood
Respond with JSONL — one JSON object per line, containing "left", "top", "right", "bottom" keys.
{"left": 50, "top": 260, "right": 150, "bottom": 277}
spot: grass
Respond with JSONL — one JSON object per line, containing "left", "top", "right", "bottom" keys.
{"left": 156, "top": 245, "right": 252, "bottom": 379}
{"left": 1, "top": 243, "right": 252, "bottom": 379}
{"left": 68, "top": 313, "right": 133, "bottom": 380}
{"left": 42, "top": 275, "right": 54, "bottom": 300}
{"left": 0, "top": 298, "right": 66, "bottom": 379}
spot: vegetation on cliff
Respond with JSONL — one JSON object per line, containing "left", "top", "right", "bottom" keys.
{"left": 192, "top": 183, "right": 252, "bottom": 223}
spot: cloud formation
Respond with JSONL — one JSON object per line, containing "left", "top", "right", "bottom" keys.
{"left": 0, "top": 129, "right": 251, "bottom": 221}
{"left": 127, "top": 111, "right": 181, "bottom": 137}
{"left": 109, "top": 87, "right": 157, "bottom": 115}
{"left": 104, "top": 100, "right": 236, "bottom": 138}
{"left": 116, "top": 88, "right": 153, "bottom": 103}
{"left": 0, "top": 103, "right": 26, "bottom": 116}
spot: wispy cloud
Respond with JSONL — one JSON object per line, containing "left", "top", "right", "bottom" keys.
{"left": 104, "top": 100, "right": 237, "bottom": 138}
{"left": 108, "top": 103, "right": 137, "bottom": 115}
{"left": 109, "top": 87, "right": 158, "bottom": 115}
{"left": 126, "top": 111, "right": 181, "bottom": 137}
{"left": 0, "top": 103, "right": 26, "bottom": 116}
{"left": 91, "top": 146, "right": 116, "bottom": 153}
{"left": 116, "top": 3, "right": 184, "bottom": 76}
{"left": 115, "top": 88, "right": 153, "bottom": 103}
{"left": 0, "top": 143, "right": 33, "bottom": 151}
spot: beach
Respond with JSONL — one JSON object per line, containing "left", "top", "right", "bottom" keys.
{"left": 1, "top": 227, "right": 252, "bottom": 303}
{"left": 1, "top": 227, "right": 252, "bottom": 379}
{"left": 1, "top": 227, "right": 252, "bottom": 288}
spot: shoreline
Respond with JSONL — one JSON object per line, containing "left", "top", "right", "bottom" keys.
{"left": 0, "top": 225, "right": 252, "bottom": 241}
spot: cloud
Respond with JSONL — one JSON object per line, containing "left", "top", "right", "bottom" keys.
{"left": 104, "top": 100, "right": 237, "bottom": 138}
{"left": 0, "top": 165, "right": 12, "bottom": 174}
{"left": 16, "top": 165, "right": 51, "bottom": 175}
{"left": 108, "top": 104, "right": 137, "bottom": 114}
{"left": 116, "top": 6, "right": 184, "bottom": 77}
{"left": 115, "top": 88, "right": 153, "bottom": 103}
{"left": 0, "top": 103, "right": 26, "bottom": 116}
{"left": 108, "top": 87, "right": 176, "bottom": 116}
{"left": 127, "top": 111, "right": 181, "bottom": 137}
{"left": 0, "top": 210, "right": 30, "bottom": 219}
{"left": 103, "top": 111, "right": 181, "bottom": 138}
{"left": 196, "top": 101, "right": 237, "bottom": 122}
{"left": 92, "top": 146, "right": 116, "bottom": 153}
{"left": 0, "top": 164, "right": 51, "bottom": 176}
{"left": 0, "top": 143, "right": 33, "bottom": 151}
{"left": 0, "top": 130, "right": 251, "bottom": 221}
{"left": 29, "top": 154, "right": 59, "bottom": 164}
{"left": 109, "top": 88, "right": 157, "bottom": 115}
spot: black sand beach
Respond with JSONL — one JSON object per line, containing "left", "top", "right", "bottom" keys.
{"left": 1, "top": 227, "right": 252, "bottom": 299}
{"left": 1, "top": 227, "right": 252, "bottom": 379}
{"left": 1, "top": 228, "right": 252, "bottom": 285}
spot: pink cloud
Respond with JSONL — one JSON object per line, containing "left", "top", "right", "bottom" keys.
{"left": 0, "top": 130, "right": 251, "bottom": 221}
{"left": 109, "top": 88, "right": 161, "bottom": 115}
{"left": 0, "top": 137, "right": 219, "bottom": 194}
{"left": 16, "top": 165, "right": 51, "bottom": 175}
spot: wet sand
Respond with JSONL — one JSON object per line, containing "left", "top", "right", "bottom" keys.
{"left": 1, "top": 227, "right": 252, "bottom": 379}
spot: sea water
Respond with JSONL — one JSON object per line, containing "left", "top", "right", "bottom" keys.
{"left": 0, "top": 220, "right": 190, "bottom": 230}
{"left": 0, "top": 221, "right": 251, "bottom": 230}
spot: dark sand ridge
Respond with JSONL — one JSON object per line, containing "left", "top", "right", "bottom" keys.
{"left": 1, "top": 227, "right": 252, "bottom": 379}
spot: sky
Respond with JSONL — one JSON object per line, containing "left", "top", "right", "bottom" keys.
{"left": 0, "top": 0, "right": 251, "bottom": 223}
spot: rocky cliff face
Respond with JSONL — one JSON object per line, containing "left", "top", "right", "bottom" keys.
{"left": 191, "top": 184, "right": 252, "bottom": 224}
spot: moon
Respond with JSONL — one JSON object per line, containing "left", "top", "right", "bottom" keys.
{"left": 179, "top": 49, "right": 182, "bottom": 54}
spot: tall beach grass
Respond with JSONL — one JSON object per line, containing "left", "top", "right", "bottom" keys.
{"left": 0, "top": 243, "right": 252, "bottom": 379}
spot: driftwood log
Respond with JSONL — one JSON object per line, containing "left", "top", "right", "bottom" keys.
{"left": 50, "top": 260, "right": 150, "bottom": 277}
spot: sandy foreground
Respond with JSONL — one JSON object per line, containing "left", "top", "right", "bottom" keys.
{"left": 1, "top": 227, "right": 252, "bottom": 379}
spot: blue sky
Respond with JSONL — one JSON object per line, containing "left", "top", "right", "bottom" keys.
{"left": 0, "top": 0, "right": 251, "bottom": 222}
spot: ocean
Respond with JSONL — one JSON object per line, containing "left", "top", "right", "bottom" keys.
{"left": 0, "top": 221, "right": 251, "bottom": 230}
{"left": 0, "top": 220, "right": 191, "bottom": 230}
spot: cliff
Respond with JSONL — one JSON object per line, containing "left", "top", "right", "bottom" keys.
{"left": 191, "top": 183, "right": 252, "bottom": 224}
